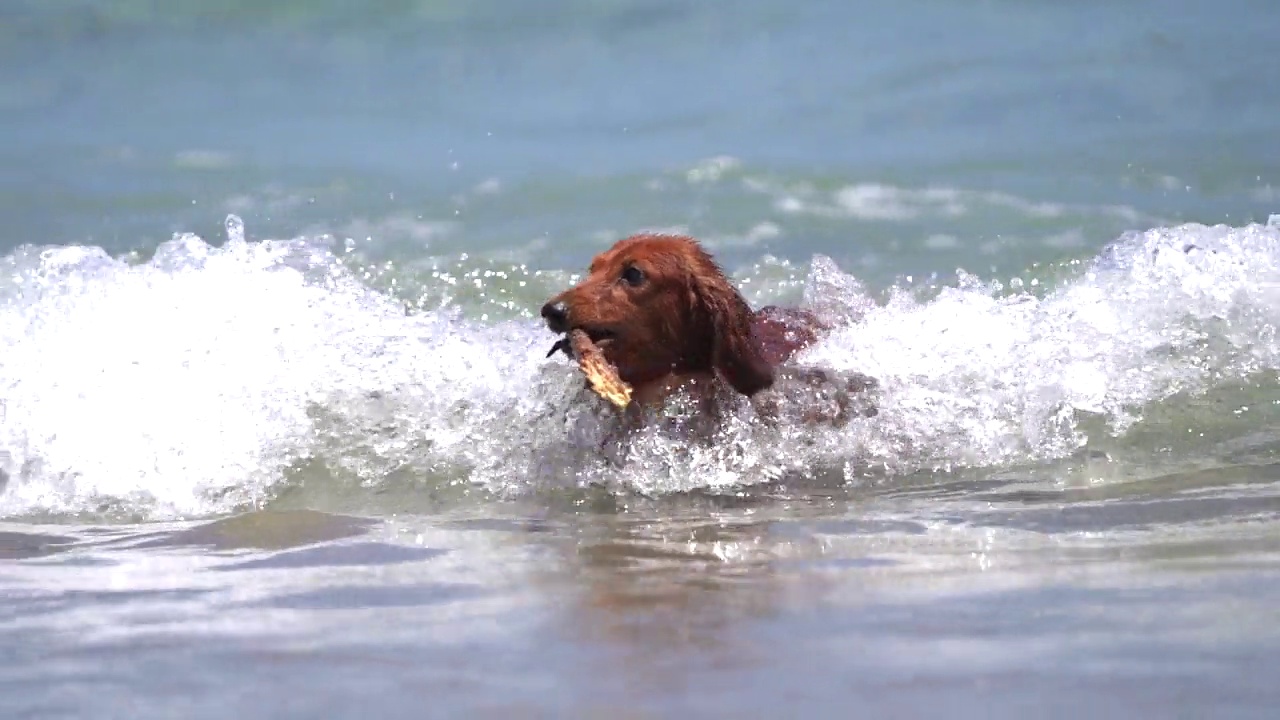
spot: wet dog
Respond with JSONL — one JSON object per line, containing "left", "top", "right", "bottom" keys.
{"left": 540, "top": 233, "right": 877, "bottom": 431}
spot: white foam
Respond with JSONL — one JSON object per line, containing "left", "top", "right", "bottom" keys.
{"left": 800, "top": 221, "right": 1280, "bottom": 472}
{"left": 1, "top": 218, "right": 1278, "bottom": 518}
{"left": 741, "top": 178, "right": 1150, "bottom": 225}
{"left": 0, "top": 217, "right": 550, "bottom": 518}
{"left": 685, "top": 155, "right": 743, "bottom": 184}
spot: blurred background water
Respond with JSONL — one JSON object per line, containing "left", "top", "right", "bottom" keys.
{"left": 2, "top": 1, "right": 1280, "bottom": 717}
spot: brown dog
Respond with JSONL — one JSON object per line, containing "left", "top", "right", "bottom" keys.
{"left": 541, "top": 233, "right": 876, "bottom": 427}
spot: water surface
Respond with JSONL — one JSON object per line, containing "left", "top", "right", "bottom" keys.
{"left": 3, "top": 1, "right": 1280, "bottom": 717}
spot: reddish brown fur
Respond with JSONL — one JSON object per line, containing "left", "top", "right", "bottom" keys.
{"left": 541, "top": 233, "right": 827, "bottom": 410}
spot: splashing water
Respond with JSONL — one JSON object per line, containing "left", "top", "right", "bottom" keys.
{"left": 804, "top": 222, "right": 1280, "bottom": 473}
{"left": 1, "top": 216, "right": 1279, "bottom": 520}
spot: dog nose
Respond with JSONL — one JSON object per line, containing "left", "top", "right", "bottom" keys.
{"left": 540, "top": 300, "right": 569, "bottom": 333}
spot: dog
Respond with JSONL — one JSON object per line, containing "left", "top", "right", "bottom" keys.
{"left": 540, "top": 233, "right": 877, "bottom": 431}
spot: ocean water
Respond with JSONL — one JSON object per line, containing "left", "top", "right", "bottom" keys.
{"left": 3, "top": 1, "right": 1280, "bottom": 717}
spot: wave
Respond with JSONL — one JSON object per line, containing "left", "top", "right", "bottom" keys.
{"left": 2, "top": 215, "right": 1279, "bottom": 521}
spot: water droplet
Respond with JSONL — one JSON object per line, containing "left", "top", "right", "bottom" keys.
{"left": 225, "top": 214, "right": 246, "bottom": 245}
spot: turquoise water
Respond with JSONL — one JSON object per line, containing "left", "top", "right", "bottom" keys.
{"left": 3, "top": 1, "right": 1280, "bottom": 717}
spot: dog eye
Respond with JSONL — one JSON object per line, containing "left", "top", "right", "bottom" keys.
{"left": 620, "top": 264, "right": 645, "bottom": 286}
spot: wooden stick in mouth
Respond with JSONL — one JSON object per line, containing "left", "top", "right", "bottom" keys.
{"left": 569, "top": 329, "right": 632, "bottom": 409}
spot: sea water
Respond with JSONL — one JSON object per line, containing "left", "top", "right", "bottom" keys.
{"left": 2, "top": 1, "right": 1280, "bottom": 717}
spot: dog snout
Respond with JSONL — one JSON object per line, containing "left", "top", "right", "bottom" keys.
{"left": 540, "top": 299, "right": 570, "bottom": 333}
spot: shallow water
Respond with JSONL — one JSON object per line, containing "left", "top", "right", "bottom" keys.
{"left": 6, "top": 481, "right": 1280, "bottom": 718}
{"left": 3, "top": 1, "right": 1280, "bottom": 717}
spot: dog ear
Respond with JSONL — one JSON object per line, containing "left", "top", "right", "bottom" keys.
{"left": 691, "top": 261, "right": 775, "bottom": 397}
